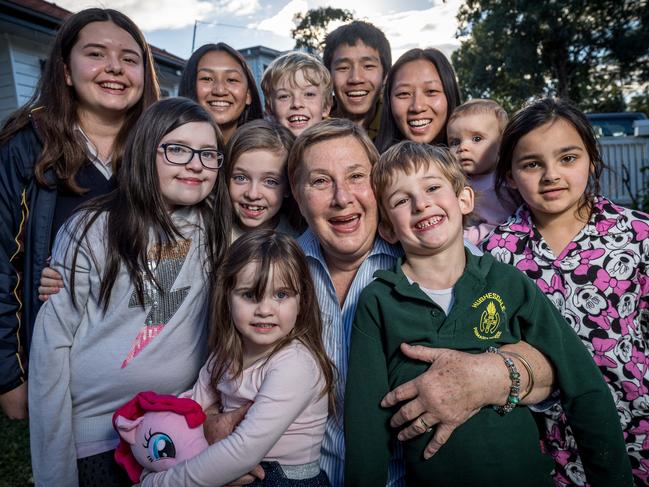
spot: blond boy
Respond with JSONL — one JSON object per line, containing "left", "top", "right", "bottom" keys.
{"left": 447, "top": 99, "right": 516, "bottom": 243}
{"left": 261, "top": 52, "right": 332, "bottom": 136}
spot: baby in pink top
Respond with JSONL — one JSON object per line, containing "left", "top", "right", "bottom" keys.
{"left": 447, "top": 99, "right": 517, "bottom": 244}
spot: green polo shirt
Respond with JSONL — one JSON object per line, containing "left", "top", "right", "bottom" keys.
{"left": 344, "top": 250, "right": 631, "bottom": 487}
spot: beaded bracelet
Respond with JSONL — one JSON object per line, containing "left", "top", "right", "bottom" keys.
{"left": 486, "top": 346, "right": 521, "bottom": 415}
{"left": 501, "top": 350, "right": 535, "bottom": 401}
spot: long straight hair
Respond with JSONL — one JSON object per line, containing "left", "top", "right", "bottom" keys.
{"left": 495, "top": 97, "right": 604, "bottom": 219}
{"left": 70, "top": 97, "right": 231, "bottom": 309}
{"left": 375, "top": 48, "right": 461, "bottom": 153}
{"left": 179, "top": 43, "right": 263, "bottom": 128}
{"left": 0, "top": 8, "right": 159, "bottom": 193}
{"left": 208, "top": 230, "right": 336, "bottom": 411}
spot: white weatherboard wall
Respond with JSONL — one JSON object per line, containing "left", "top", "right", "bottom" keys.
{"left": 0, "top": 34, "right": 18, "bottom": 123}
{"left": 0, "top": 32, "right": 49, "bottom": 123}
{"left": 599, "top": 137, "right": 649, "bottom": 206}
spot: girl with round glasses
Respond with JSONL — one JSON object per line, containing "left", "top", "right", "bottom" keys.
{"left": 160, "top": 142, "right": 225, "bottom": 169}
{"left": 28, "top": 97, "right": 231, "bottom": 486}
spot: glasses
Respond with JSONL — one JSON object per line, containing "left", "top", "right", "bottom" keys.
{"left": 160, "top": 143, "right": 224, "bottom": 170}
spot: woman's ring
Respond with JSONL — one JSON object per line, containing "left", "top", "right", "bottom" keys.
{"left": 419, "top": 416, "right": 433, "bottom": 433}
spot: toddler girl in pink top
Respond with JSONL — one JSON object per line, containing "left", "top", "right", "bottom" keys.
{"left": 141, "top": 230, "right": 335, "bottom": 486}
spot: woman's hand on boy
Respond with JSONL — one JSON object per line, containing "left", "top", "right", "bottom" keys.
{"left": 380, "top": 344, "right": 506, "bottom": 459}
{"left": 381, "top": 342, "right": 554, "bottom": 459}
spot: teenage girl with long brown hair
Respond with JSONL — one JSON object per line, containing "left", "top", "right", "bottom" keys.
{"left": 0, "top": 7, "right": 159, "bottom": 420}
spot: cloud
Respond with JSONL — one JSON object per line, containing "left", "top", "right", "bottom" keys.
{"left": 215, "top": 0, "right": 261, "bottom": 17}
{"left": 366, "top": 0, "right": 463, "bottom": 59}
{"left": 60, "top": 0, "right": 464, "bottom": 62}
{"left": 54, "top": 0, "right": 258, "bottom": 31}
{"left": 249, "top": 0, "right": 463, "bottom": 61}
{"left": 253, "top": 0, "right": 308, "bottom": 36}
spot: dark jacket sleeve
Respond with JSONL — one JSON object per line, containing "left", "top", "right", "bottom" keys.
{"left": 515, "top": 273, "right": 633, "bottom": 487}
{"left": 344, "top": 285, "right": 393, "bottom": 487}
{"left": 0, "top": 127, "right": 40, "bottom": 393}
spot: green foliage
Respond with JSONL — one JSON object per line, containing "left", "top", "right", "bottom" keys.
{"left": 452, "top": 0, "right": 649, "bottom": 113}
{"left": 629, "top": 93, "right": 649, "bottom": 115}
{"left": 0, "top": 416, "right": 32, "bottom": 486}
{"left": 291, "top": 7, "right": 354, "bottom": 55}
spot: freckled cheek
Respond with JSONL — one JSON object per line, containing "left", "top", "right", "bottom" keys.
{"left": 303, "top": 192, "right": 333, "bottom": 218}
{"left": 355, "top": 185, "right": 377, "bottom": 206}
{"left": 308, "top": 99, "right": 322, "bottom": 112}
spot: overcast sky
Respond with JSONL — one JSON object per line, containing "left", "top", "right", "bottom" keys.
{"left": 54, "top": 0, "right": 464, "bottom": 61}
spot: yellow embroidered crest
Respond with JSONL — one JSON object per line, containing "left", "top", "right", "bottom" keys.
{"left": 473, "top": 296, "right": 504, "bottom": 340}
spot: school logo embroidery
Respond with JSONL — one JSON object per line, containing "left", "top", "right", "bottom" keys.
{"left": 121, "top": 240, "right": 191, "bottom": 368}
{"left": 472, "top": 293, "right": 506, "bottom": 340}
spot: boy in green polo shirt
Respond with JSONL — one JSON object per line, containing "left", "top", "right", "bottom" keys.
{"left": 344, "top": 141, "right": 630, "bottom": 487}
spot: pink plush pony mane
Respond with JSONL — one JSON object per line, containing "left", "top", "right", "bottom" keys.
{"left": 112, "top": 391, "right": 206, "bottom": 483}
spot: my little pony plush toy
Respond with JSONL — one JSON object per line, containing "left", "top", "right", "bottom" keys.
{"left": 113, "top": 391, "right": 209, "bottom": 483}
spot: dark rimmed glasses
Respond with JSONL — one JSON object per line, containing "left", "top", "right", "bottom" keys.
{"left": 160, "top": 143, "right": 224, "bottom": 170}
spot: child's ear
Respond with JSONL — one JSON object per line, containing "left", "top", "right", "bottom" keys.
{"left": 64, "top": 64, "right": 73, "bottom": 86}
{"left": 322, "top": 99, "right": 332, "bottom": 119}
{"left": 458, "top": 185, "right": 475, "bottom": 215}
{"left": 378, "top": 220, "right": 398, "bottom": 244}
{"left": 505, "top": 171, "right": 517, "bottom": 189}
{"left": 245, "top": 89, "right": 252, "bottom": 107}
{"left": 264, "top": 100, "right": 273, "bottom": 117}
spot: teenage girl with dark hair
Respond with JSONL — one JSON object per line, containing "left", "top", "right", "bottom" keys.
{"left": 179, "top": 43, "right": 263, "bottom": 143}
{"left": 0, "top": 7, "right": 159, "bottom": 420}
{"left": 375, "top": 48, "right": 461, "bottom": 153}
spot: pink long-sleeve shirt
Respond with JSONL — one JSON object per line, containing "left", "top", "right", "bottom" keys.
{"left": 141, "top": 340, "right": 328, "bottom": 486}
